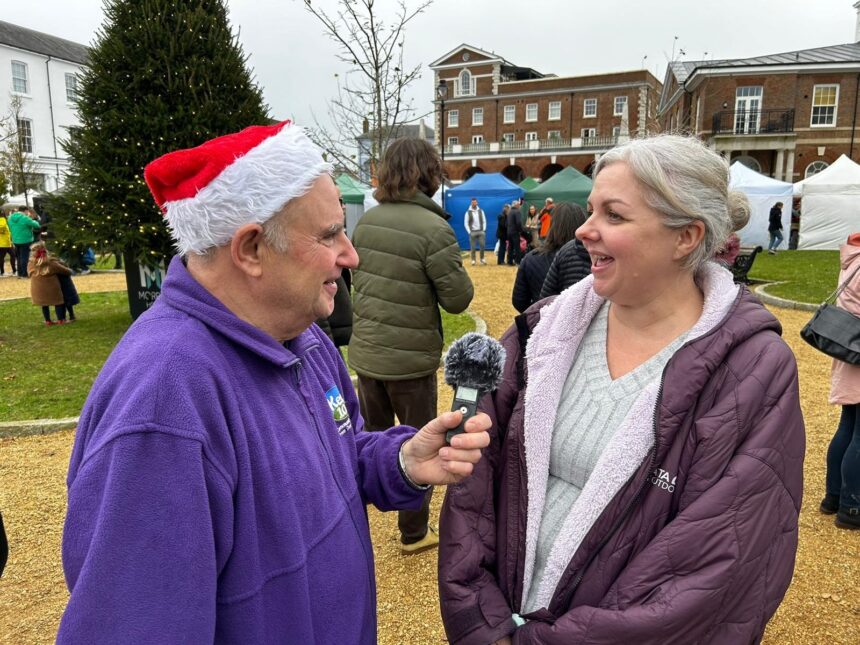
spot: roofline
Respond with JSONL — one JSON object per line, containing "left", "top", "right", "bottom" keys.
{"left": 500, "top": 69, "right": 660, "bottom": 86}
{"left": 0, "top": 41, "right": 86, "bottom": 66}
{"left": 429, "top": 44, "right": 508, "bottom": 69}
{"left": 658, "top": 59, "right": 860, "bottom": 115}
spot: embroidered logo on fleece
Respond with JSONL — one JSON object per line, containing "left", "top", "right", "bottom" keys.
{"left": 649, "top": 467, "right": 677, "bottom": 493}
{"left": 325, "top": 385, "right": 352, "bottom": 435}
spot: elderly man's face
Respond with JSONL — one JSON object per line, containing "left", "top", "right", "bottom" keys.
{"left": 260, "top": 175, "right": 358, "bottom": 340}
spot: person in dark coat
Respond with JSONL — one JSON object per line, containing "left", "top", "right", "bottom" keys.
{"left": 506, "top": 199, "right": 525, "bottom": 265}
{"left": 496, "top": 205, "right": 509, "bottom": 265}
{"left": 511, "top": 203, "right": 585, "bottom": 313}
{"left": 539, "top": 236, "right": 593, "bottom": 299}
{"left": 768, "top": 201, "right": 784, "bottom": 254}
{"left": 439, "top": 135, "right": 803, "bottom": 645}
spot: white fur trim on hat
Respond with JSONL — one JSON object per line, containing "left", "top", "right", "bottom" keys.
{"left": 163, "top": 124, "right": 332, "bottom": 255}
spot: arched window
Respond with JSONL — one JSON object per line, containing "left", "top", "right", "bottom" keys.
{"left": 458, "top": 69, "right": 473, "bottom": 96}
{"left": 805, "top": 160, "right": 829, "bottom": 178}
{"left": 734, "top": 155, "right": 761, "bottom": 173}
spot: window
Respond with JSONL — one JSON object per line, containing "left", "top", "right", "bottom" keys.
{"left": 503, "top": 105, "right": 515, "bottom": 124}
{"left": 811, "top": 84, "right": 839, "bottom": 127}
{"left": 614, "top": 96, "right": 627, "bottom": 116}
{"left": 584, "top": 99, "right": 597, "bottom": 117}
{"left": 448, "top": 110, "right": 459, "bottom": 128}
{"left": 447, "top": 136, "right": 459, "bottom": 146}
{"left": 547, "top": 130, "right": 562, "bottom": 139}
{"left": 501, "top": 133, "right": 515, "bottom": 142}
{"left": 471, "top": 134, "right": 484, "bottom": 144}
{"left": 581, "top": 127, "right": 596, "bottom": 139}
{"left": 11, "top": 61, "right": 28, "bottom": 94}
{"left": 526, "top": 103, "right": 538, "bottom": 122}
{"left": 472, "top": 107, "right": 483, "bottom": 126}
{"left": 525, "top": 131, "right": 538, "bottom": 141}
{"left": 548, "top": 101, "right": 561, "bottom": 120}
{"left": 805, "top": 160, "right": 829, "bottom": 178}
{"left": 457, "top": 69, "right": 475, "bottom": 96}
{"left": 612, "top": 126, "right": 621, "bottom": 137}
{"left": 65, "top": 73, "right": 79, "bottom": 102}
{"left": 17, "top": 118, "right": 33, "bottom": 153}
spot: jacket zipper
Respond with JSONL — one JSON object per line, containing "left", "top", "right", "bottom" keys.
{"left": 292, "top": 359, "right": 377, "bottom": 586}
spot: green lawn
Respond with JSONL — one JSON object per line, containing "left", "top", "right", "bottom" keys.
{"left": 0, "top": 292, "right": 475, "bottom": 422}
{"left": 747, "top": 250, "right": 840, "bottom": 304}
{"left": 0, "top": 292, "right": 131, "bottom": 422}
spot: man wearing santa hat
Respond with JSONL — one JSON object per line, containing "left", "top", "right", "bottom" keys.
{"left": 57, "top": 121, "right": 490, "bottom": 644}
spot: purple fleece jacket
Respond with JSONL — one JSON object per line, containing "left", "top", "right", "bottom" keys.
{"left": 58, "top": 256, "right": 424, "bottom": 644}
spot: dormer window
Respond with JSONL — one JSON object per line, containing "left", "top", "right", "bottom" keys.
{"left": 456, "top": 69, "right": 476, "bottom": 97}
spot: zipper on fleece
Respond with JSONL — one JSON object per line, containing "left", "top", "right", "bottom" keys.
{"left": 291, "top": 358, "right": 376, "bottom": 586}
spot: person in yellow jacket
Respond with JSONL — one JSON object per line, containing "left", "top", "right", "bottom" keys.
{"left": 0, "top": 212, "right": 16, "bottom": 277}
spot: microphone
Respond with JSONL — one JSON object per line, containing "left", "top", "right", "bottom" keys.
{"left": 443, "top": 332, "right": 506, "bottom": 443}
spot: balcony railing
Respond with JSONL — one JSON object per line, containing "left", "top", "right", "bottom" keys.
{"left": 580, "top": 135, "right": 620, "bottom": 149}
{"left": 711, "top": 108, "right": 795, "bottom": 135}
{"left": 442, "top": 135, "right": 625, "bottom": 156}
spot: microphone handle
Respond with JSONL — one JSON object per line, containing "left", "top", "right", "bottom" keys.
{"left": 446, "top": 385, "right": 485, "bottom": 444}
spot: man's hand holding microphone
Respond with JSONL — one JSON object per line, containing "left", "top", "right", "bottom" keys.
{"left": 399, "top": 333, "right": 506, "bottom": 487}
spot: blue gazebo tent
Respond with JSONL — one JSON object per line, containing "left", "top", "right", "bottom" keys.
{"left": 445, "top": 173, "right": 524, "bottom": 250}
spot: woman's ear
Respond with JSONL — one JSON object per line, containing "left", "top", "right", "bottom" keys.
{"left": 230, "top": 223, "right": 266, "bottom": 277}
{"left": 674, "top": 221, "right": 706, "bottom": 261}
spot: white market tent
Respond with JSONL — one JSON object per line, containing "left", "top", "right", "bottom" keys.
{"left": 729, "top": 162, "right": 792, "bottom": 248}
{"left": 796, "top": 155, "right": 860, "bottom": 250}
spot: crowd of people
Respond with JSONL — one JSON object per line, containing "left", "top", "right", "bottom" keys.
{"left": 4, "top": 122, "right": 857, "bottom": 643}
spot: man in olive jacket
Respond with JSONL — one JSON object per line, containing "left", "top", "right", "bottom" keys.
{"left": 349, "top": 138, "right": 474, "bottom": 553}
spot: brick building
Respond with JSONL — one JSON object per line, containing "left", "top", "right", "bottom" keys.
{"left": 429, "top": 45, "right": 662, "bottom": 184}
{"left": 658, "top": 4, "right": 860, "bottom": 182}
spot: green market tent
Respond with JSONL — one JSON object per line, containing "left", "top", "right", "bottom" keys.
{"left": 524, "top": 166, "right": 592, "bottom": 210}
{"left": 518, "top": 177, "right": 540, "bottom": 191}
{"left": 335, "top": 174, "right": 370, "bottom": 205}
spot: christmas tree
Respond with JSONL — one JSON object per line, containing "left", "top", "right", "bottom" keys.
{"left": 50, "top": 0, "right": 269, "bottom": 268}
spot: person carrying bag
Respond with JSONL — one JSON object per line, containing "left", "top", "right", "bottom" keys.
{"left": 807, "top": 234, "right": 860, "bottom": 530}
{"left": 800, "top": 249, "right": 860, "bottom": 365}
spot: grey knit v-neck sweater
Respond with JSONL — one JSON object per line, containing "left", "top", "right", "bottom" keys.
{"left": 525, "top": 302, "right": 688, "bottom": 612}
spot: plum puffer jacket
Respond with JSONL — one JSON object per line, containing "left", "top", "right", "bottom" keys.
{"left": 439, "top": 264, "right": 805, "bottom": 645}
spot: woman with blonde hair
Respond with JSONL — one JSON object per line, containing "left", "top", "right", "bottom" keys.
{"left": 439, "top": 134, "right": 804, "bottom": 644}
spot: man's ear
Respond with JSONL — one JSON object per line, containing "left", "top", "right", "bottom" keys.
{"left": 674, "top": 220, "right": 706, "bottom": 261}
{"left": 230, "top": 223, "right": 266, "bottom": 277}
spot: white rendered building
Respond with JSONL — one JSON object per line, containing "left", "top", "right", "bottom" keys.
{"left": 0, "top": 20, "right": 88, "bottom": 194}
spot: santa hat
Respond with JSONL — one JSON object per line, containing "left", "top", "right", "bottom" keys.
{"left": 144, "top": 121, "right": 332, "bottom": 255}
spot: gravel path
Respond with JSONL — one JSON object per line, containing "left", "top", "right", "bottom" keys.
{"left": 0, "top": 264, "right": 857, "bottom": 644}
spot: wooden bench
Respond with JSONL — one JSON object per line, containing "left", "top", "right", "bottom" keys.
{"left": 730, "top": 245, "right": 763, "bottom": 284}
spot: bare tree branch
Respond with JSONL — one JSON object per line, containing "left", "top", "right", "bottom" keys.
{"left": 302, "top": 0, "right": 432, "bottom": 182}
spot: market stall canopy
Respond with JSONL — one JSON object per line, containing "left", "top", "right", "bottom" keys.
{"left": 518, "top": 177, "right": 540, "bottom": 191}
{"left": 524, "top": 167, "right": 592, "bottom": 211}
{"left": 729, "top": 162, "right": 792, "bottom": 248}
{"left": 3, "top": 190, "right": 42, "bottom": 209}
{"left": 335, "top": 174, "right": 369, "bottom": 205}
{"left": 445, "top": 173, "right": 524, "bottom": 249}
{"left": 796, "top": 155, "right": 860, "bottom": 250}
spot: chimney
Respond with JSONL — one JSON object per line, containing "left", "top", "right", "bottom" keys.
{"left": 418, "top": 118, "right": 426, "bottom": 140}
{"left": 855, "top": 1, "right": 860, "bottom": 42}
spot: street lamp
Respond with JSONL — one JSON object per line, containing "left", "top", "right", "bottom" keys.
{"left": 437, "top": 78, "right": 448, "bottom": 211}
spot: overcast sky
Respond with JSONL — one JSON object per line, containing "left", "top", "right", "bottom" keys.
{"left": 5, "top": 0, "right": 859, "bottom": 130}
